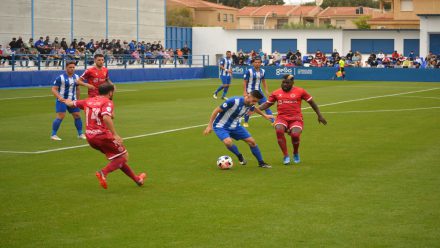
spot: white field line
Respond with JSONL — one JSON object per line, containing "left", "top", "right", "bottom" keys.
{"left": 398, "top": 96, "right": 440, "bottom": 100}
{"left": 0, "top": 89, "right": 138, "bottom": 101}
{"left": 303, "top": 106, "right": 440, "bottom": 114}
{"left": 0, "top": 87, "right": 439, "bottom": 155}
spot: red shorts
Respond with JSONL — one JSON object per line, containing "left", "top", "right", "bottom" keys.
{"left": 274, "top": 116, "right": 304, "bottom": 131}
{"left": 87, "top": 132, "right": 127, "bottom": 160}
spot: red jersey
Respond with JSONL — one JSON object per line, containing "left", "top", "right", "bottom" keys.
{"left": 74, "top": 96, "right": 114, "bottom": 137}
{"left": 267, "top": 87, "right": 312, "bottom": 120}
{"left": 80, "top": 66, "right": 109, "bottom": 97}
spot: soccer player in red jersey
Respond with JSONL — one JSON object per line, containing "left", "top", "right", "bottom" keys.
{"left": 77, "top": 54, "right": 113, "bottom": 97}
{"left": 259, "top": 75, "right": 327, "bottom": 165}
{"left": 64, "top": 83, "right": 146, "bottom": 189}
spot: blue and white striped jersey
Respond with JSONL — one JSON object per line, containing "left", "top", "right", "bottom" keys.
{"left": 53, "top": 73, "right": 79, "bottom": 101}
{"left": 213, "top": 97, "right": 255, "bottom": 130}
{"left": 219, "top": 57, "right": 233, "bottom": 77}
{"left": 244, "top": 67, "right": 265, "bottom": 93}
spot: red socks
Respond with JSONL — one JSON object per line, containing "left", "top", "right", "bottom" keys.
{"left": 102, "top": 156, "right": 126, "bottom": 176}
{"left": 291, "top": 132, "right": 301, "bottom": 155}
{"left": 120, "top": 163, "right": 139, "bottom": 182}
{"left": 101, "top": 157, "right": 139, "bottom": 182}
{"left": 276, "top": 128, "right": 288, "bottom": 157}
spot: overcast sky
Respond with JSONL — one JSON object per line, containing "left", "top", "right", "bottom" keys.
{"left": 284, "top": 0, "right": 315, "bottom": 5}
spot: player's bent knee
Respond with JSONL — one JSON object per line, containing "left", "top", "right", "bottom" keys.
{"left": 56, "top": 113, "right": 66, "bottom": 119}
{"left": 245, "top": 138, "right": 256, "bottom": 147}
{"left": 222, "top": 138, "right": 233, "bottom": 147}
{"left": 292, "top": 127, "right": 302, "bottom": 134}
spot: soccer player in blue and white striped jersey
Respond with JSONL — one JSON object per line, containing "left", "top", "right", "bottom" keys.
{"left": 213, "top": 51, "right": 233, "bottom": 100}
{"left": 204, "top": 90, "right": 273, "bottom": 168}
{"left": 242, "top": 57, "right": 274, "bottom": 127}
{"left": 50, "top": 61, "right": 85, "bottom": 140}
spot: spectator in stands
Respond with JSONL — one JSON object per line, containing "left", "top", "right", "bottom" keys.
{"left": 70, "top": 38, "right": 78, "bottom": 49}
{"left": 18, "top": 46, "right": 30, "bottom": 67}
{"left": 238, "top": 52, "right": 245, "bottom": 65}
{"left": 0, "top": 45, "right": 3, "bottom": 65}
{"left": 346, "top": 50, "right": 353, "bottom": 61}
{"left": 367, "top": 53, "right": 378, "bottom": 67}
{"left": 271, "top": 50, "right": 281, "bottom": 65}
{"left": 408, "top": 50, "right": 416, "bottom": 61}
{"left": 331, "top": 49, "right": 339, "bottom": 61}
{"left": 315, "top": 50, "right": 324, "bottom": 60}
{"left": 53, "top": 37, "right": 60, "bottom": 49}
{"left": 60, "top": 38, "right": 68, "bottom": 50}
{"left": 167, "top": 48, "right": 174, "bottom": 64}
{"left": 86, "top": 39, "right": 94, "bottom": 52}
{"left": 352, "top": 51, "right": 362, "bottom": 67}
{"left": 181, "top": 44, "right": 191, "bottom": 64}
{"left": 394, "top": 60, "right": 402, "bottom": 68}
{"left": 310, "top": 57, "right": 319, "bottom": 67}
{"left": 402, "top": 58, "right": 412, "bottom": 68}
{"left": 391, "top": 50, "right": 399, "bottom": 62}
{"left": 426, "top": 51, "right": 436, "bottom": 62}
{"left": 286, "top": 50, "right": 293, "bottom": 61}
{"left": 382, "top": 55, "right": 391, "bottom": 68}
{"left": 426, "top": 59, "right": 437, "bottom": 69}
{"left": 44, "top": 36, "right": 51, "bottom": 46}
{"left": 413, "top": 56, "right": 422, "bottom": 68}
{"left": 78, "top": 38, "right": 86, "bottom": 48}
{"left": 295, "top": 57, "right": 303, "bottom": 67}
{"left": 66, "top": 44, "right": 77, "bottom": 64}
{"left": 2, "top": 46, "right": 13, "bottom": 65}
{"left": 9, "top": 37, "right": 19, "bottom": 51}
{"left": 232, "top": 52, "right": 238, "bottom": 65}
{"left": 295, "top": 50, "right": 302, "bottom": 60}
{"left": 176, "top": 48, "right": 184, "bottom": 64}
{"left": 35, "top": 37, "right": 45, "bottom": 52}
{"left": 377, "top": 51, "right": 385, "bottom": 61}
{"left": 157, "top": 41, "right": 163, "bottom": 51}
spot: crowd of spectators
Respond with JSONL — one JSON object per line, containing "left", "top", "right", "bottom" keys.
{"left": 227, "top": 48, "right": 440, "bottom": 69}
{"left": 0, "top": 36, "right": 192, "bottom": 68}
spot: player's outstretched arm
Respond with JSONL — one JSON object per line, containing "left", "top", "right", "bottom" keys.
{"left": 254, "top": 107, "right": 273, "bottom": 121}
{"left": 204, "top": 107, "right": 222, "bottom": 136}
{"left": 258, "top": 102, "right": 273, "bottom": 111}
{"left": 103, "top": 115, "right": 123, "bottom": 145}
{"left": 307, "top": 99, "right": 327, "bottom": 125}
{"left": 77, "top": 77, "right": 96, "bottom": 90}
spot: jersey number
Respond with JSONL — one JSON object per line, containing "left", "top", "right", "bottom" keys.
{"left": 86, "top": 107, "right": 102, "bottom": 126}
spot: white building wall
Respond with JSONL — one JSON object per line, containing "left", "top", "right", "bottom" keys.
{"left": 0, "top": 0, "right": 32, "bottom": 46}
{"left": 0, "top": 0, "right": 164, "bottom": 47}
{"left": 420, "top": 15, "right": 440, "bottom": 58}
{"left": 342, "top": 30, "right": 419, "bottom": 57}
{"left": 193, "top": 27, "right": 420, "bottom": 65}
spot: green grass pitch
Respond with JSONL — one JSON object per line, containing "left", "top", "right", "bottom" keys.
{"left": 0, "top": 79, "right": 439, "bottom": 247}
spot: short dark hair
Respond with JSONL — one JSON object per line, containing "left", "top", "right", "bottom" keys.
{"left": 282, "top": 74, "right": 294, "bottom": 81}
{"left": 249, "top": 90, "right": 264, "bottom": 99}
{"left": 98, "top": 83, "right": 114, "bottom": 95}
{"left": 94, "top": 53, "right": 104, "bottom": 59}
{"left": 65, "top": 61, "right": 76, "bottom": 66}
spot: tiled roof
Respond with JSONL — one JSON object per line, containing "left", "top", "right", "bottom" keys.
{"left": 169, "top": 0, "right": 238, "bottom": 11}
{"left": 238, "top": 5, "right": 321, "bottom": 17}
{"left": 318, "top": 7, "right": 374, "bottom": 18}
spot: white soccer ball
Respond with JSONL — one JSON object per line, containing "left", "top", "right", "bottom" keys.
{"left": 217, "top": 155, "right": 233, "bottom": 170}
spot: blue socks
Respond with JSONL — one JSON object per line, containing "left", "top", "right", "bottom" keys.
{"left": 74, "top": 118, "right": 83, "bottom": 135}
{"left": 222, "top": 86, "right": 229, "bottom": 98}
{"left": 51, "top": 118, "right": 63, "bottom": 136}
{"left": 244, "top": 114, "right": 250, "bottom": 123}
{"left": 227, "top": 144, "right": 241, "bottom": 157}
{"left": 214, "top": 85, "right": 223, "bottom": 95}
{"left": 250, "top": 145, "right": 263, "bottom": 163}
